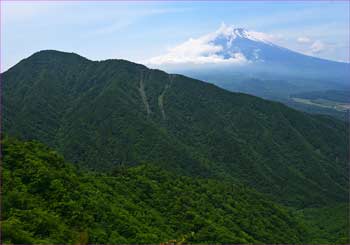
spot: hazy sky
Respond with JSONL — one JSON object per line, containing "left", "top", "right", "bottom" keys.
{"left": 2, "top": 1, "right": 349, "bottom": 71}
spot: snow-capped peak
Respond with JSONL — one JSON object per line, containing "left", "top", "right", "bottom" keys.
{"left": 215, "top": 23, "right": 275, "bottom": 45}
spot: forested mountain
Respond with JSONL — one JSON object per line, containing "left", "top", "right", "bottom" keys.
{"left": 3, "top": 50, "right": 347, "bottom": 206}
{"left": 2, "top": 50, "right": 348, "bottom": 243}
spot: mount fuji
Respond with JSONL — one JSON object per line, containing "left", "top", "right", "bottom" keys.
{"left": 147, "top": 25, "right": 349, "bottom": 117}
{"left": 148, "top": 25, "right": 348, "bottom": 77}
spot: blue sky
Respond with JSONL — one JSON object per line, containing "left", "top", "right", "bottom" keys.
{"left": 2, "top": 1, "right": 349, "bottom": 71}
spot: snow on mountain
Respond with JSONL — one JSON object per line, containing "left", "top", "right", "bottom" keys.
{"left": 146, "top": 24, "right": 281, "bottom": 66}
{"left": 145, "top": 24, "right": 348, "bottom": 88}
{"left": 146, "top": 24, "right": 349, "bottom": 69}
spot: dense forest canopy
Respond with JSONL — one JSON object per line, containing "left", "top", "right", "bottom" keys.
{"left": 3, "top": 138, "right": 309, "bottom": 244}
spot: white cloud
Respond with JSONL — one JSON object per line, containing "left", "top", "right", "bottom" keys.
{"left": 310, "top": 40, "right": 326, "bottom": 54}
{"left": 146, "top": 33, "right": 248, "bottom": 65}
{"left": 297, "top": 37, "right": 311, "bottom": 43}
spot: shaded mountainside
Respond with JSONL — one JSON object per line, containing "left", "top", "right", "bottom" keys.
{"left": 2, "top": 50, "right": 348, "bottom": 208}
{"left": 2, "top": 138, "right": 309, "bottom": 244}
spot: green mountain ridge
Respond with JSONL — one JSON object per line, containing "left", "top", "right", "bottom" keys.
{"left": 2, "top": 50, "right": 349, "bottom": 243}
{"left": 3, "top": 50, "right": 348, "bottom": 208}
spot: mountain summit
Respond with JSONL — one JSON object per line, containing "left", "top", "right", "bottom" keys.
{"left": 210, "top": 25, "right": 282, "bottom": 62}
{"left": 214, "top": 26, "right": 276, "bottom": 46}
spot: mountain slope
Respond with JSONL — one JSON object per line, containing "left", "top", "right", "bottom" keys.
{"left": 2, "top": 137, "right": 309, "bottom": 244}
{"left": 2, "top": 50, "right": 348, "bottom": 207}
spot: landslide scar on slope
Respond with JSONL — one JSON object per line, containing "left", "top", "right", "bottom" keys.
{"left": 138, "top": 71, "right": 152, "bottom": 116}
{"left": 158, "top": 74, "right": 175, "bottom": 120}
